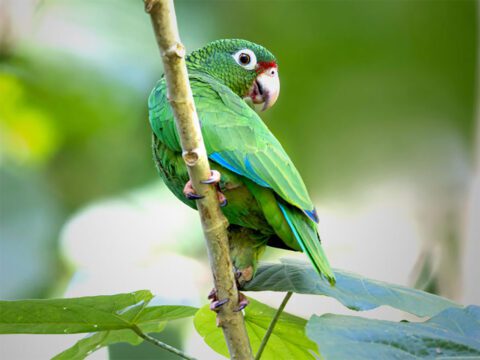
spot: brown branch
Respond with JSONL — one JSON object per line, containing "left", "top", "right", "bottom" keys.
{"left": 144, "top": 0, "right": 253, "bottom": 359}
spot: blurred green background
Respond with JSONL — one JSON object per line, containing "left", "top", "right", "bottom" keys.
{"left": 0, "top": 0, "right": 478, "bottom": 359}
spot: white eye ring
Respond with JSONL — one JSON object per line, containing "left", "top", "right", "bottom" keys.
{"left": 233, "top": 49, "right": 257, "bottom": 70}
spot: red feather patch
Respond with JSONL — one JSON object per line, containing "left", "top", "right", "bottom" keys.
{"left": 256, "top": 61, "right": 277, "bottom": 73}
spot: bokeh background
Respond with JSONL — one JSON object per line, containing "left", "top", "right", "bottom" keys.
{"left": 0, "top": 0, "right": 478, "bottom": 359}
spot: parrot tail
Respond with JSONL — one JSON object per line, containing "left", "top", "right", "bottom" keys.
{"left": 278, "top": 202, "right": 336, "bottom": 285}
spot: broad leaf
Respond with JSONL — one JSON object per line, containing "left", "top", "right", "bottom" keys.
{"left": 0, "top": 290, "right": 153, "bottom": 334}
{"left": 244, "top": 259, "right": 459, "bottom": 317}
{"left": 194, "top": 297, "right": 317, "bottom": 360}
{"left": 52, "top": 303, "right": 197, "bottom": 360}
{"left": 52, "top": 328, "right": 158, "bottom": 360}
{"left": 0, "top": 291, "right": 197, "bottom": 359}
{"left": 0, "top": 291, "right": 197, "bottom": 334}
{"left": 307, "top": 305, "right": 480, "bottom": 360}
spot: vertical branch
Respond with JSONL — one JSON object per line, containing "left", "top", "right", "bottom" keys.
{"left": 144, "top": 1, "right": 253, "bottom": 359}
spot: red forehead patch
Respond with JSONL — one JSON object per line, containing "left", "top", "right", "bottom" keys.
{"left": 256, "top": 61, "right": 277, "bottom": 72}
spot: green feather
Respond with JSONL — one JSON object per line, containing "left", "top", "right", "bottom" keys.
{"left": 278, "top": 202, "right": 336, "bottom": 285}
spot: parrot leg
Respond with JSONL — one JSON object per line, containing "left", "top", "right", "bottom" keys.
{"left": 228, "top": 225, "right": 268, "bottom": 287}
{"left": 183, "top": 170, "right": 228, "bottom": 206}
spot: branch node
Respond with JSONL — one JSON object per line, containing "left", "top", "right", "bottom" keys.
{"left": 144, "top": 0, "right": 157, "bottom": 13}
{"left": 182, "top": 149, "right": 200, "bottom": 166}
{"left": 204, "top": 219, "right": 229, "bottom": 235}
{"left": 164, "top": 42, "right": 186, "bottom": 59}
{"left": 167, "top": 98, "right": 188, "bottom": 105}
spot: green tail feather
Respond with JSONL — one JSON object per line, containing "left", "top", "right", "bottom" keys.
{"left": 278, "top": 202, "right": 336, "bottom": 285}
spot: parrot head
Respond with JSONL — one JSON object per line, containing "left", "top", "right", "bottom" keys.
{"left": 187, "top": 39, "right": 279, "bottom": 111}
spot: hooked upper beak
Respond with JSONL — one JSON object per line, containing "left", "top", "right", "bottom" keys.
{"left": 247, "top": 67, "right": 280, "bottom": 111}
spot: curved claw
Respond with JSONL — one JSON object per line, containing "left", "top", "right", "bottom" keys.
{"left": 218, "top": 192, "right": 228, "bottom": 207}
{"left": 210, "top": 298, "right": 229, "bottom": 311}
{"left": 183, "top": 180, "right": 204, "bottom": 201}
{"left": 184, "top": 175, "right": 227, "bottom": 206}
{"left": 186, "top": 193, "right": 204, "bottom": 200}
{"left": 208, "top": 288, "right": 229, "bottom": 312}
{"left": 234, "top": 299, "right": 249, "bottom": 312}
{"left": 201, "top": 170, "right": 221, "bottom": 185}
{"left": 207, "top": 288, "right": 217, "bottom": 300}
{"left": 234, "top": 292, "right": 249, "bottom": 312}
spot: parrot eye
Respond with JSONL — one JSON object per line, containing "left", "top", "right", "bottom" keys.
{"left": 233, "top": 49, "right": 257, "bottom": 70}
{"left": 239, "top": 53, "right": 250, "bottom": 65}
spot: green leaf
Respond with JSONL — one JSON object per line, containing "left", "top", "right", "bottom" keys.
{"left": 0, "top": 291, "right": 197, "bottom": 335}
{"left": 194, "top": 297, "right": 317, "bottom": 360}
{"left": 244, "top": 259, "right": 460, "bottom": 317}
{"left": 51, "top": 327, "right": 162, "bottom": 360}
{"left": 52, "top": 303, "right": 198, "bottom": 360}
{"left": 52, "top": 316, "right": 170, "bottom": 360}
{"left": 0, "top": 291, "right": 198, "bottom": 359}
{"left": 0, "top": 290, "right": 153, "bottom": 334}
{"left": 307, "top": 305, "right": 480, "bottom": 360}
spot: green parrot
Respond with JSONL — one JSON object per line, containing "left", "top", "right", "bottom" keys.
{"left": 148, "top": 39, "right": 335, "bottom": 308}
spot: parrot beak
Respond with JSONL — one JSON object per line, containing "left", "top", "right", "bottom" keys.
{"left": 248, "top": 66, "right": 280, "bottom": 111}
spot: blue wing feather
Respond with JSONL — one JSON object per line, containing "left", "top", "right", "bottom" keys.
{"left": 209, "top": 152, "right": 242, "bottom": 176}
{"left": 209, "top": 152, "right": 319, "bottom": 223}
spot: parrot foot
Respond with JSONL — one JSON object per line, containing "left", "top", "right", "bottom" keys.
{"left": 183, "top": 181, "right": 204, "bottom": 200}
{"left": 234, "top": 292, "right": 249, "bottom": 312}
{"left": 208, "top": 288, "right": 229, "bottom": 311}
{"left": 201, "top": 170, "right": 227, "bottom": 206}
{"left": 234, "top": 266, "right": 254, "bottom": 289}
{"left": 217, "top": 191, "right": 228, "bottom": 207}
{"left": 201, "top": 170, "right": 221, "bottom": 185}
{"left": 183, "top": 172, "right": 228, "bottom": 207}
{"left": 207, "top": 288, "right": 249, "bottom": 312}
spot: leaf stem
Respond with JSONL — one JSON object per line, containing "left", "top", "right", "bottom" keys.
{"left": 132, "top": 325, "right": 197, "bottom": 360}
{"left": 255, "top": 291, "right": 293, "bottom": 360}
